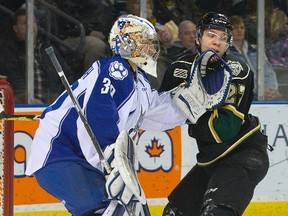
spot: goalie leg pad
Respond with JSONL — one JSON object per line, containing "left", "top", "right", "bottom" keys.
{"left": 105, "top": 131, "right": 147, "bottom": 205}
{"left": 114, "top": 131, "right": 146, "bottom": 204}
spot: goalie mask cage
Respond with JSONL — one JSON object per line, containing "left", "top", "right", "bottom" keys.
{"left": 0, "top": 79, "right": 14, "bottom": 216}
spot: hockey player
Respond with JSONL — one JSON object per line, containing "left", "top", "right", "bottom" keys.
{"left": 25, "top": 14, "right": 190, "bottom": 216}
{"left": 160, "top": 12, "right": 270, "bottom": 216}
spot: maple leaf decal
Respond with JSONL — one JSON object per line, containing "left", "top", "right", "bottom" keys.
{"left": 146, "top": 137, "right": 164, "bottom": 157}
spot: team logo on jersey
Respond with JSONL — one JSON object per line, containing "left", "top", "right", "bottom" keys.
{"left": 227, "top": 60, "right": 243, "bottom": 76}
{"left": 173, "top": 68, "right": 188, "bottom": 79}
{"left": 109, "top": 61, "right": 128, "bottom": 80}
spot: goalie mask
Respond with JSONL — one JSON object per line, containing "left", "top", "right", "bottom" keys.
{"left": 109, "top": 14, "right": 160, "bottom": 77}
{"left": 195, "top": 12, "right": 233, "bottom": 51}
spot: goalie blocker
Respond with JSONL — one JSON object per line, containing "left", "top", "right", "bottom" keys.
{"left": 173, "top": 49, "right": 232, "bottom": 124}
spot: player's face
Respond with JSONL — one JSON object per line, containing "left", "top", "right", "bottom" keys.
{"left": 198, "top": 29, "right": 229, "bottom": 56}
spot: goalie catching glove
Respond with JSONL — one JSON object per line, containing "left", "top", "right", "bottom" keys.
{"left": 173, "top": 49, "right": 232, "bottom": 124}
{"left": 104, "top": 131, "right": 147, "bottom": 206}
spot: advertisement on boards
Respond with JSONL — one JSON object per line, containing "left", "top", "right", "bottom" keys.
{"left": 10, "top": 104, "right": 288, "bottom": 215}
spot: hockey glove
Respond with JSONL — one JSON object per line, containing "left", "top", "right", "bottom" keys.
{"left": 173, "top": 49, "right": 232, "bottom": 124}
{"left": 105, "top": 131, "right": 147, "bottom": 205}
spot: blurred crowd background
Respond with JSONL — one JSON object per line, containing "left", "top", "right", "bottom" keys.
{"left": 0, "top": 0, "right": 287, "bottom": 104}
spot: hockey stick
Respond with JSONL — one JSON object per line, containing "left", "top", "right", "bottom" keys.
{"left": 0, "top": 103, "right": 40, "bottom": 121}
{"left": 45, "top": 46, "right": 112, "bottom": 174}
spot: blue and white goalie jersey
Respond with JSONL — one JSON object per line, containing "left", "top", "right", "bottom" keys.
{"left": 26, "top": 55, "right": 186, "bottom": 175}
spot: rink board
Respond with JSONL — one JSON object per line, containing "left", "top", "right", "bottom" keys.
{"left": 12, "top": 104, "right": 288, "bottom": 215}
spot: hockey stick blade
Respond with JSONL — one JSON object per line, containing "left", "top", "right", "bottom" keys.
{"left": 0, "top": 112, "right": 40, "bottom": 121}
{"left": 0, "top": 103, "right": 40, "bottom": 121}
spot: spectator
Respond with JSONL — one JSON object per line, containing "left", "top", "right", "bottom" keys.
{"left": 245, "top": 0, "right": 284, "bottom": 44}
{"left": 157, "top": 21, "right": 179, "bottom": 59}
{"left": 0, "top": 8, "right": 73, "bottom": 104}
{"left": 227, "top": 15, "right": 282, "bottom": 100}
{"left": 157, "top": 20, "right": 198, "bottom": 62}
{"left": 154, "top": 20, "right": 198, "bottom": 89}
{"left": 175, "top": 20, "right": 198, "bottom": 57}
{"left": 158, "top": 20, "right": 198, "bottom": 61}
{"left": 265, "top": 8, "right": 288, "bottom": 67}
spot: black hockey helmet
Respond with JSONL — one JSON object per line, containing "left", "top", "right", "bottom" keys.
{"left": 197, "top": 12, "right": 233, "bottom": 33}
{"left": 195, "top": 12, "right": 233, "bottom": 51}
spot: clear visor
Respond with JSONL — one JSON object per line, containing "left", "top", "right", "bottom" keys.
{"left": 201, "top": 31, "right": 230, "bottom": 46}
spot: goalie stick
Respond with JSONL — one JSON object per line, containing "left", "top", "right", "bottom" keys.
{"left": 46, "top": 46, "right": 150, "bottom": 216}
